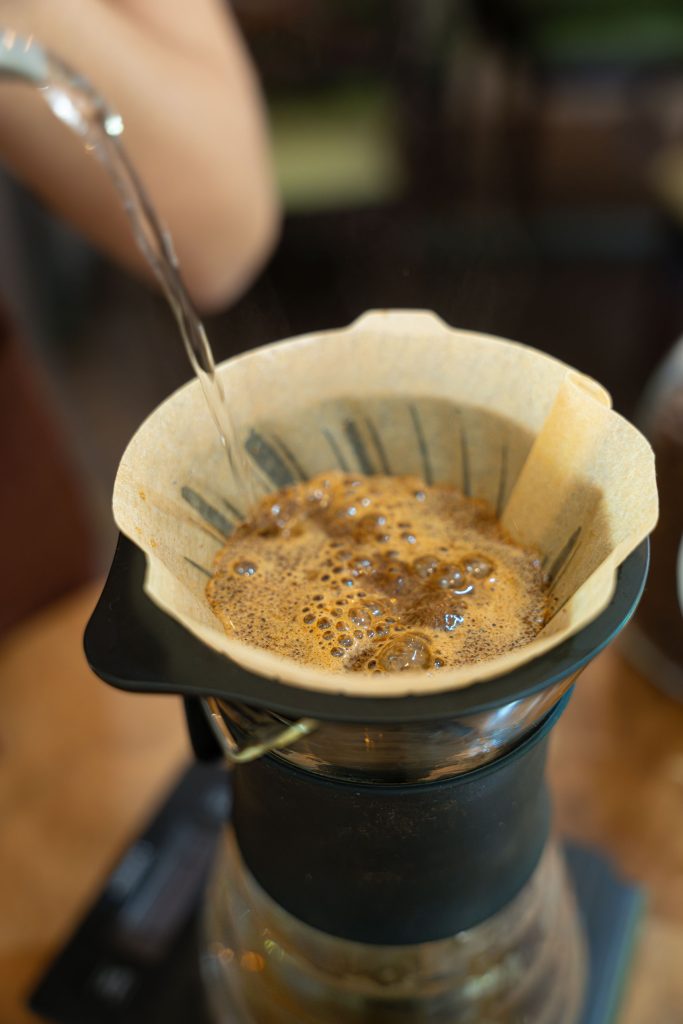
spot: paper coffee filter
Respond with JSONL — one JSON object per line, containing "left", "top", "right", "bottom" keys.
{"left": 113, "top": 309, "right": 657, "bottom": 698}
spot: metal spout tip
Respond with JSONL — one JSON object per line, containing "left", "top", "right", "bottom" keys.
{"left": 0, "top": 29, "right": 48, "bottom": 85}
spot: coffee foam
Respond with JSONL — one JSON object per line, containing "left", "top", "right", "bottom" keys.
{"left": 206, "top": 472, "right": 549, "bottom": 673}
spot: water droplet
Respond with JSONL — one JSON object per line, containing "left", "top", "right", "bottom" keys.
{"left": 104, "top": 112, "right": 124, "bottom": 137}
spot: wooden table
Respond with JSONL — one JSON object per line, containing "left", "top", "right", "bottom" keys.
{"left": 1, "top": 583, "right": 683, "bottom": 1023}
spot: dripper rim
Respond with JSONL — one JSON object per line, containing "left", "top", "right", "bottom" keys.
{"left": 85, "top": 535, "right": 648, "bottom": 723}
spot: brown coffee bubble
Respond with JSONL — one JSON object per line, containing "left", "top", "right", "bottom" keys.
{"left": 350, "top": 556, "right": 373, "bottom": 575}
{"left": 373, "top": 559, "right": 413, "bottom": 598}
{"left": 234, "top": 560, "right": 257, "bottom": 576}
{"left": 365, "top": 598, "right": 387, "bottom": 617}
{"left": 436, "top": 564, "right": 465, "bottom": 589}
{"left": 348, "top": 605, "right": 371, "bottom": 627}
{"left": 406, "top": 592, "right": 466, "bottom": 632}
{"left": 377, "top": 634, "right": 432, "bottom": 672}
{"left": 206, "top": 471, "right": 549, "bottom": 675}
{"left": 413, "top": 554, "right": 438, "bottom": 579}
{"left": 466, "top": 557, "right": 493, "bottom": 579}
{"left": 357, "top": 513, "right": 386, "bottom": 536}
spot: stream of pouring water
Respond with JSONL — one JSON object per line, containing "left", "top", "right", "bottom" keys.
{"left": 0, "top": 31, "right": 257, "bottom": 511}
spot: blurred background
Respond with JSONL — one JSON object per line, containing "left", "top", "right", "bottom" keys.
{"left": 2, "top": 0, "right": 683, "bottom": 616}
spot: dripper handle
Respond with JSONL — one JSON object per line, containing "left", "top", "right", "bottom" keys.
{"left": 202, "top": 697, "right": 318, "bottom": 765}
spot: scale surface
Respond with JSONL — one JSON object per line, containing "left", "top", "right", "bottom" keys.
{"left": 31, "top": 763, "right": 641, "bottom": 1024}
